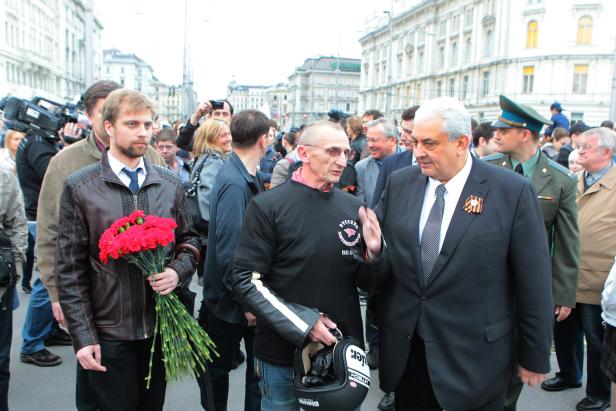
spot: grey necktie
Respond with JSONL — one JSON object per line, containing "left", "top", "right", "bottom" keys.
{"left": 420, "top": 184, "right": 446, "bottom": 284}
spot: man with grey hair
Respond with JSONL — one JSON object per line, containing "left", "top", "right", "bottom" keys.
{"left": 231, "top": 120, "right": 380, "bottom": 410}
{"left": 356, "top": 118, "right": 402, "bottom": 207}
{"left": 364, "top": 97, "right": 554, "bottom": 410}
{"left": 549, "top": 127, "right": 616, "bottom": 411}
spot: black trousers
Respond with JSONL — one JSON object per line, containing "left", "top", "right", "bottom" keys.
{"left": 201, "top": 310, "right": 260, "bottom": 411}
{"left": 76, "top": 362, "right": 98, "bottom": 411}
{"left": 394, "top": 335, "right": 506, "bottom": 411}
{"left": 87, "top": 338, "right": 166, "bottom": 411}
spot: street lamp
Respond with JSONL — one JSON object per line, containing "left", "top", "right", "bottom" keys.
{"left": 384, "top": 9, "right": 394, "bottom": 117}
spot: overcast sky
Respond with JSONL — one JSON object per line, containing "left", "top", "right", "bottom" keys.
{"left": 95, "top": 0, "right": 391, "bottom": 99}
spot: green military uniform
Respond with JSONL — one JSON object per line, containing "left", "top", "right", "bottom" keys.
{"left": 483, "top": 95, "right": 579, "bottom": 411}
{"left": 484, "top": 152, "right": 579, "bottom": 306}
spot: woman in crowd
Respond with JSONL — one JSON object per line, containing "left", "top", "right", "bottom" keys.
{"left": 0, "top": 130, "right": 25, "bottom": 175}
{"left": 568, "top": 149, "right": 583, "bottom": 173}
{"left": 269, "top": 131, "right": 298, "bottom": 188}
{"left": 346, "top": 115, "right": 366, "bottom": 165}
{"left": 191, "top": 118, "right": 232, "bottom": 286}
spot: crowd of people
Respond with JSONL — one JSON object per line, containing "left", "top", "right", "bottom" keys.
{"left": 1, "top": 79, "right": 616, "bottom": 411}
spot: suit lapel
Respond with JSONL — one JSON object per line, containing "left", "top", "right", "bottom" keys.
{"left": 531, "top": 154, "right": 552, "bottom": 195}
{"left": 425, "top": 159, "right": 489, "bottom": 288}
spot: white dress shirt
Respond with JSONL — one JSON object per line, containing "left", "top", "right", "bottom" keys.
{"left": 107, "top": 151, "right": 147, "bottom": 190}
{"left": 419, "top": 154, "right": 473, "bottom": 252}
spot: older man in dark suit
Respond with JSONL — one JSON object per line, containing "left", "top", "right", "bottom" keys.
{"left": 359, "top": 97, "right": 554, "bottom": 411}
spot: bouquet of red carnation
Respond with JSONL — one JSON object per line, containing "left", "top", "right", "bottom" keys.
{"left": 99, "top": 210, "right": 217, "bottom": 388}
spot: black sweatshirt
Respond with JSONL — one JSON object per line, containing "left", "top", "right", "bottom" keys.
{"left": 233, "top": 180, "right": 376, "bottom": 366}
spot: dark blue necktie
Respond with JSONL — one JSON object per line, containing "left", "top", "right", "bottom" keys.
{"left": 420, "top": 184, "right": 446, "bottom": 284}
{"left": 123, "top": 167, "right": 142, "bottom": 194}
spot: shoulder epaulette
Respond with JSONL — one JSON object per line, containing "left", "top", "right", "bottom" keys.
{"left": 546, "top": 158, "right": 577, "bottom": 181}
{"left": 481, "top": 152, "right": 505, "bottom": 162}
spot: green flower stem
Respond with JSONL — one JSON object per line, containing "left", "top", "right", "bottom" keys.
{"left": 121, "top": 249, "right": 218, "bottom": 387}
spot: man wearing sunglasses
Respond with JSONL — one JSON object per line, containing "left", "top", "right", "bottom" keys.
{"left": 231, "top": 120, "right": 381, "bottom": 410}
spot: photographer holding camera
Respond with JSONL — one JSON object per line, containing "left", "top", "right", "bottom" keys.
{"left": 177, "top": 99, "right": 234, "bottom": 152}
{"left": 15, "top": 110, "right": 81, "bottom": 367}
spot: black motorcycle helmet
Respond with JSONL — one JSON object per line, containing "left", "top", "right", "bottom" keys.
{"left": 293, "top": 329, "right": 370, "bottom": 410}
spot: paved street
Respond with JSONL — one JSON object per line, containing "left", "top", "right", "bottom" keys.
{"left": 9, "top": 274, "right": 587, "bottom": 410}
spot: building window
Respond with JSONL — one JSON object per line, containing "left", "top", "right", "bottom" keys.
{"left": 438, "top": 42, "right": 445, "bottom": 68}
{"left": 522, "top": 66, "right": 535, "bottom": 93}
{"left": 374, "top": 64, "right": 380, "bottom": 86}
{"left": 451, "top": 41, "right": 458, "bottom": 65}
{"left": 449, "top": 78, "right": 456, "bottom": 97}
{"left": 397, "top": 56, "right": 403, "bottom": 79}
{"left": 526, "top": 20, "right": 538, "bottom": 48}
{"left": 416, "top": 82, "right": 423, "bottom": 102}
{"left": 464, "top": 37, "right": 472, "bottom": 63}
{"left": 462, "top": 75, "right": 469, "bottom": 99}
{"left": 465, "top": 8, "right": 473, "bottom": 27}
{"left": 577, "top": 16, "right": 592, "bottom": 46}
{"left": 436, "top": 80, "right": 443, "bottom": 97}
{"left": 406, "top": 52, "right": 414, "bottom": 76}
{"left": 418, "top": 48, "right": 425, "bottom": 72}
{"left": 482, "top": 71, "right": 490, "bottom": 96}
{"left": 571, "top": 112, "right": 584, "bottom": 123}
{"left": 452, "top": 14, "right": 460, "bottom": 33}
{"left": 439, "top": 20, "right": 447, "bottom": 37}
{"left": 573, "top": 64, "right": 588, "bottom": 94}
{"left": 484, "top": 29, "right": 493, "bottom": 57}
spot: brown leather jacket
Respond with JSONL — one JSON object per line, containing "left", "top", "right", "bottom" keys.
{"left": 56, "top": 151, "right": 199, "bottom": 352}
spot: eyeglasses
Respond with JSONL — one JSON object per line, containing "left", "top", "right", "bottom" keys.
{"left": 366, "top": 137, "right": 388, "bottom": 143}
{"left": 304, "top": 144, "right": 351, "bottom": 160}
{"left": 578, "top": 143, "right": 603, "bottom": 152}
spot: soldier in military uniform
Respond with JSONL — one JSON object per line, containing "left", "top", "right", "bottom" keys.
{"left": 483, "top": 95, "right": 579, "bottom": 411}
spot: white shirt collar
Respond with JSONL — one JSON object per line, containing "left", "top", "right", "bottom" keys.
{"left": 107, "top": 151, "right": 147, "bottom": 189}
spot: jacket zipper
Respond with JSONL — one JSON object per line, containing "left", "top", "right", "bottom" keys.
{"left": 133, "top": 192, "right": 148, "bottom": 339}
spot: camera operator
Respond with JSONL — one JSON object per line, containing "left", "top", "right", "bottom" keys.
{"left": 13, "top": 106, "right": 84, "bottom": 370}
{"left": 177, "top": 99, "right": 233, "bottom": 152}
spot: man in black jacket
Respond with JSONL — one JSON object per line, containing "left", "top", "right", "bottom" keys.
{"left": 17, "top": 121, "right": 75, "bottom": 368}
{"left": 200, "top": 109, "right": 269, "bottom": 411}
{"left": 56, "top": 89, "right": 199, "bottom": 411}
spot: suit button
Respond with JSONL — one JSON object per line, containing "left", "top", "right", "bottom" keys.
{"left": 407, "top": 335, "right": 412, "bottom": 341}
{"left": 421, "top": 296, "right": 426, "bottom": 301}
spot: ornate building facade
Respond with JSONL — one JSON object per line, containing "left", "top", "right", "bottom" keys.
{"left": 359, "top": 0, "right": 616, "bottom": 125}
{"left": 0, "top": 0, "right": 103, "bottom": 103}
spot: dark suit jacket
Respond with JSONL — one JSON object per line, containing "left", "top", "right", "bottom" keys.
{"left": 370, "top": 150, "right": 414, "bottom": 208}
{"left": 374, "top": 158, "right": 553, "bottom": 410}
